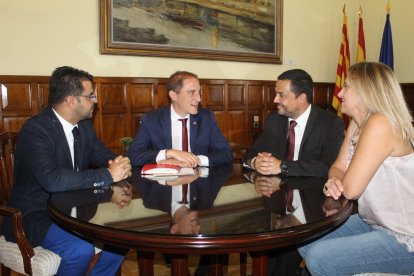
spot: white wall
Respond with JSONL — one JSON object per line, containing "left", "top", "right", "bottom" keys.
{"left": 0, "top": 0, "right": 413, "bottom": 82}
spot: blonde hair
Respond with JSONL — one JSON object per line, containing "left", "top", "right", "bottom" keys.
{"left": 347, "top": 62, "right": 414, "bottom": 142}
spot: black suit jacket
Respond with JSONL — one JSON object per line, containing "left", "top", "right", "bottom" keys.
{"left": 3, "top": 107, "right": 116, "bottom": 246}
{"left": 244, "top": 105, "right": 344, "bottom": 177}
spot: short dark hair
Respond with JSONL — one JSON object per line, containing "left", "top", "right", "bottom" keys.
{"left": 166, "top": 71, "right": 198, "bottom": 94}
{"left": 277, "top": 69, "right": 313, "bottom": 103}
{"left": 48, "top": 66, "right": 93, "bottom": 107}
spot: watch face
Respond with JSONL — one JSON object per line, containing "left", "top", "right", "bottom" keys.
{"left": 280, "top": 161, "right": 288, "bottom": 176}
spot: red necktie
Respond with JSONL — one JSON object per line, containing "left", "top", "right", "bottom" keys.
{"left": 286, "top": 120, "right": 297, "bottom": 161}
{"left": 181, "top": 184, "right": 188, "bottom": 205}
{"left": 179, "top": 118, "right": 188, "bottom": 152}
{"left": 286, "top": 120, "right": 297, "bottom": 212}
{"left": 179, "top": 118, "right": 189, "bottom": 204}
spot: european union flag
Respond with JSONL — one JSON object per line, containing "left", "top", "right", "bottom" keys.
{"left": 379, "top": 13, "right": 394, "bottom": 70}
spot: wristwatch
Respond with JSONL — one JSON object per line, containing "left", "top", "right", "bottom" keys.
{"left": 280, "top": 160, "right": 288, "bottom": 176}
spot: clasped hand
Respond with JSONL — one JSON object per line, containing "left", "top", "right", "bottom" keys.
{"left": 253, "top": 174, "right": 281, "bottom": 197}
{"left": 158, "top": 149, "right": 200, "bottom": 168}
{"left": 166, "top": 173, "right": 200, "bottom": 186}
{"left": 108, "top": 155, "right": 132, "bottom": 182}
{"left": 110, "top": 180, "right": 132, "bottom": 208}
{"left": 322, "top": 196, "right": 346, "bottom": 216}
{"left": 254, "top": 152, "right": 282, "bottom": 175}
{"left": 323, "top": 177, "right": 344, "bottom": 200}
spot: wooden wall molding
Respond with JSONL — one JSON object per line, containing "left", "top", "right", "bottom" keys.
{"left": 1, "top": 75, "right": 413, "bottom": 160}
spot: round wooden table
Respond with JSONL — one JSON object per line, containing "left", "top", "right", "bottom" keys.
{"left": 48, "top": 164, "right": 353, "bottom": 275}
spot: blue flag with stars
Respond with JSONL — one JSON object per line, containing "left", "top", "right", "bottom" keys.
{"left": 379, "top": 13, "right": 394, "bottom": 70}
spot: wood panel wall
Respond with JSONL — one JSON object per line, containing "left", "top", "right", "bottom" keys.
{"left": 1, "top": 76, "right": 413, "bottom": 161}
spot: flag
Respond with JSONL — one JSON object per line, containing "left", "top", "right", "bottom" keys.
{"left": 356, "top": 6, "right": 366, "bottom": 63}
{"left": 332, "top": 5, "right": 350, "bottom": 126}
{"left": 379, "top": 1, "right": 393, "bottom": 70}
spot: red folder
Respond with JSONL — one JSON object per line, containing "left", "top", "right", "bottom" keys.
{"left": 141, "top": 164, "right": 180, "bottom": 175}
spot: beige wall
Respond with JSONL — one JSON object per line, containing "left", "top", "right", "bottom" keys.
{"left": 0, "top": 0, "right": 413, "bottom": 82}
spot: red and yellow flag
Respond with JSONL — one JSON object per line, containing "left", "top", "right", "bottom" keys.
{"left": 356, "top": 6, "right": 366, "bottom": 63}
{"left": 332, "top": 5, "right": 350, "bottom": 126}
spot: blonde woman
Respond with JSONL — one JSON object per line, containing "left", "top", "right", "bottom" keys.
{"left": 299, "top": 62, "right": 414, "bottom": 275}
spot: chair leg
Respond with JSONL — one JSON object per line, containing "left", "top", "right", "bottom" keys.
{"left": 1, "top": 263, "right": 12, "bottom": 276}
{"left": 115, "top": 265, "right": 122, "bottom": 276}
{"left": 240, "top": 252, "right": 247, "bottom": 276}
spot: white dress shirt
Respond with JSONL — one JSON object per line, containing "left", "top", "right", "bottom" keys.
{"left": 52, "top": 108, "right": 78, "bottom": 169}
{"left": 156, "top": 105, "right": 209, "bottom": 166}
{"left": 171, "top": 185, "right": 190, "bottom": 216}
{"left": 285, "top": 104, "right": 311, "bottom": 223}
{"left": 289, "top": 104, "right": 311, "bottom": 161}
{"left": 52, "top": 109, "right": 79, "bottom": 218}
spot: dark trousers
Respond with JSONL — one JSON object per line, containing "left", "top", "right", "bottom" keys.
{"left": 267, "top": 246, "right": 303, "bottom": 276}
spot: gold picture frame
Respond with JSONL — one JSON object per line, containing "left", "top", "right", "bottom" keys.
{"left": 100, "top": 0, "right": 283, "bottom": 64}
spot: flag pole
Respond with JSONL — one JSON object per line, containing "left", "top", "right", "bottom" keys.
{"left": 356, "top": 5, "right": 366, "bottom": 63}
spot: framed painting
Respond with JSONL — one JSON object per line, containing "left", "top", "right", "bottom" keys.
{"left": 100, "top": 0, "right": 283, "bottom": 64}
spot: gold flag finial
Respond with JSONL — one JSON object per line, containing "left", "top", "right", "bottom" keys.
{"left": 358, "top": 5, "right": 362, "bottom": 17}
{"left": 386, "top": 0, "right": 391, "bottom": 14}
{"left": 343, "top": 4, "right": 346, "bottom": 15}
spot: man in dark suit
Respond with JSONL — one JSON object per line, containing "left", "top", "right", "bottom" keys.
{"left": 256, "top": 175, "right": 327, "bottom": 276}
{"left": 244, "top": 69, "right": 344, "bottom": 177}
{"left": 128, "top": 71, "right": 232, "bottom": 167}
{"left": 243, "top": 69, "right": 344, "bottom": 275}
{"left": 2, "top": 66, "right": 132, "bottom": 275}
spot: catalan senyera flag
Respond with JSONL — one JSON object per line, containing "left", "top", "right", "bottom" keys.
{"left": 379, "top": 1, "right": 394, "bottom": 70}
{"left": 356, "top": 7, "right": 366, "bottom": 63}
{"left": 332, "top": 5, "right": 350, "bottom": 126}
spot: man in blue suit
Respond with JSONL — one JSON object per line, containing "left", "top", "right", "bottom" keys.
{"left": 128, "top": 71, "right": 232, "bottom": 167}
{"left": 2, "top": 66, "right": 132, "bottom": 275}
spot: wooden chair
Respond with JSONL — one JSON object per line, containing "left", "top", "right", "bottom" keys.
{"left": 0, "top": 132, "right": 18, "bottom": 206}
{"left": 0, "top": 132, "right": 61, "bottom": 275}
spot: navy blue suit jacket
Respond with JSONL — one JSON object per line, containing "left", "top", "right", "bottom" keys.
{"left": 3, "top": 107, "right": 116, "bottom": 246}
{"left": 128, "top": 106, "right": 232, "bottom": 166}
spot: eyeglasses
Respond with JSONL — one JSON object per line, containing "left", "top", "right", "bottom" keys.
{"left": 76, "top": 94, "right": 97, "bottom": 101}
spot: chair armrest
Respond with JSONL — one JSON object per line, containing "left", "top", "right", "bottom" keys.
{"left": 0, "top": 204, "right": 35, "bottom": 275}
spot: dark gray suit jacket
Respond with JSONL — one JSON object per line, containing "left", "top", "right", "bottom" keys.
{"left": 3, "top": 107, "right": 115, "bottom": 246}
{"left": 244, "top": 105, "right": 344, "bottom": 177}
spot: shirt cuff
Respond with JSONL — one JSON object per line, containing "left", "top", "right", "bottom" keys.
{"left": 197, "top": 155, "right": 209, "bottom": 166}
{"left": 243, "top": 157, "right": 256, "bottom": 170}
{"left": 156, "top": 149, "right": 167, "bottom": 162}
{"left": 198, "top": 167, "right": 209, "bottom": 177}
